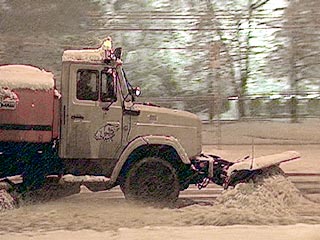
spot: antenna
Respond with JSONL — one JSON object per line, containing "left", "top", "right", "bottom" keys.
{"left": 250, "top": 137, "right": 255, "bottom": 169}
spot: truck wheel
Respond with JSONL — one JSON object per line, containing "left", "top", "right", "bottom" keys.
{"left": 121, "top": 157, "right": 180, "bottom": 204}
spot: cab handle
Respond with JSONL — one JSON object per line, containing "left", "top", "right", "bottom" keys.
{"left": 71, "top": 115, "right": 84, "bottom": 120}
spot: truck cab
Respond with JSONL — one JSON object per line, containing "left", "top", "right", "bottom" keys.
{"left": 58, "top": 46, "right": 202, "bottom": 202}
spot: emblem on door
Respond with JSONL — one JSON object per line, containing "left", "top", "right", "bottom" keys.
{"left": 94, "top": 123, "right": 120, "bottom": 142}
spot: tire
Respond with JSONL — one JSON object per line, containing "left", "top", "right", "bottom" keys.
{"left": 121, "top": 157, "right": 180, "bottom": 204}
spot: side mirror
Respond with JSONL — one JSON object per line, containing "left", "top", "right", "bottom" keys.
{"left": 114, "top": 47, "right": 122, "bottom": 59}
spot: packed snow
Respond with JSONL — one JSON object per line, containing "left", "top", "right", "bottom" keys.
{"left": 0, "top": 190, "right": 15, "bottom": 212}
{"left": 62, "top": 49, "right": 104, "bottom": 62}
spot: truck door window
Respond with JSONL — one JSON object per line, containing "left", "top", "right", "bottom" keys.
{"left": 76, "top": 70, "right": 99, "bottom": 101}
{"left": 101, "top": 70, "right": 116, "bottom": 102}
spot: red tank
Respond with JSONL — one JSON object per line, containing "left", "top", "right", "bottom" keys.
{"left": 0, "top": 65, "right": 60, "bottom": 143}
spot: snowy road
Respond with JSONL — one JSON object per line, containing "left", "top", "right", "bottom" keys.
{"left": 88, "top": 173, "right": 320, "bottom": 202}
{"left": 1, "top": 144, "right": 320, "bottom": 240}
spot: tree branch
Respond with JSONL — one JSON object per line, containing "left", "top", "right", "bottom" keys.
{"left": 251, "top": 0, "right": 271, "bottom": 10}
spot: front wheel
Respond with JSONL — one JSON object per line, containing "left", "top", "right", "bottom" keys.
{"left": 121, "top": 157, "right": 180, "bottom": 204}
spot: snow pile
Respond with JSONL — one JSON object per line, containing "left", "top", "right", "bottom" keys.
{"left": 0, "top": 65, "right": 54, "bottom": 90}
{"left": 179, "top": 166, "right": 310, "bottom": 225}
{"left": 62, "top": 49, "right": 104, "bottom": 62}
{"left": 0, "top": 190, "right": 16, "bottom": 212}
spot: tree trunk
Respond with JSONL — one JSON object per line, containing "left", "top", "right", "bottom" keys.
{"left": 289, "top": 36, "right": 299, "bottom": 123}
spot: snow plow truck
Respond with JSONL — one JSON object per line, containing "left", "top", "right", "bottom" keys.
{"left": 0, "top": 41, "right": 300, "bottom": 203}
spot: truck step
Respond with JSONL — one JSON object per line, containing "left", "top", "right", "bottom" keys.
{"left": 59, "top": 174, "right": 113, "bottom": 192}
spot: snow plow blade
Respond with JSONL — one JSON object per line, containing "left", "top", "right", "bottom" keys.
{"left": 222, "top": 151, "right": 300, "bottom": 189}
{"left": 226, "top": 151, "right": 300, "bottom": 177}
{"left": 191, "top": 151, "right": 300, "bottom": 190}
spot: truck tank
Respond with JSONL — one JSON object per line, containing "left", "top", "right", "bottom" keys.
{"left": 0, "top": 65, "right": 60, "bottom": 143}
{"left": 0, "top": 65, "right": 60, "bottom": 178}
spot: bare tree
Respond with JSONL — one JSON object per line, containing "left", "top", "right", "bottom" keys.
{"left": 206, "top": 0, "right": 271, "bottom": 118}
{"left": 268, "top": 0, "right": 320, "bottom": 122}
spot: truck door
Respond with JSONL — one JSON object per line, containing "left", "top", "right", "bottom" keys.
{"left": 63, "top": 64, "right": 123, "bottom": 159}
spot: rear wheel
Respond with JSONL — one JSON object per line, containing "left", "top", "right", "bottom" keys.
{"left": 121, "top": 157, "right": 180, "bottom": 204}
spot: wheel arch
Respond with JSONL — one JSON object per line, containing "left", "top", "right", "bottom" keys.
{"left": 109, "top": 135, "right": 190, "bottom": 185}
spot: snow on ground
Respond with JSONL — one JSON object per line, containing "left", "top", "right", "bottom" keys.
{"left": 202, "top": 118, "right": 320, "bottom": 145}
{"left": 1, "top": 156, "right": 319, "bottom": 239}
{"left": 3, "top": 224, "right": 320, "bottom": 240}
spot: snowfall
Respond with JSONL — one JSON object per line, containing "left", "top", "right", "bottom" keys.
{"left": 1, "top": 119, "right": 320, "bottom": 240}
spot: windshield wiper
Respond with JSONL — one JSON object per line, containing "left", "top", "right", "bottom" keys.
{"left": 122, "top": 70, "right": 135, "bottom": 102}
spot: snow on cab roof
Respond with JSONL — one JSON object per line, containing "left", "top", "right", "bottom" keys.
{"left": 0, "top": 65, "right": 54, "bottom": 90}
{"left": 62, "top": 48, "right": 104, "bottom": 63}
